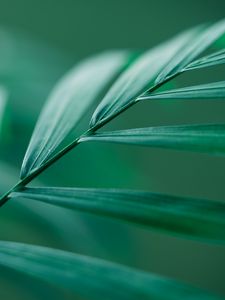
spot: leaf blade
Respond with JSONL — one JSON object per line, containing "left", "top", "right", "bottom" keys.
{"left": 20, "top": 51, "right": 130, "bottom": 179}
{"left": 0, "top": 86, "right": 7, "bottom": 133}
{"left": 139, "top": 82, "right": 225, "bottom": 101}
{"left": 12, "top": 186, "right": 225, "bottom": 242}
{"left": 81, "top": 124, "right": 225, "bottom": 155}
{"left": 184, "top": 49, "right": 225, "bottom": 71}
{"left": 155, "top": 19, "right": 225, "bottom": 84}
{"left": 0, "top": 241, "right": 223, "bottom": 300}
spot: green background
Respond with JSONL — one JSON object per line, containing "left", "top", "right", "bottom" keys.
{"left": 0, "top": 0, "right": 225, "bottom": 299}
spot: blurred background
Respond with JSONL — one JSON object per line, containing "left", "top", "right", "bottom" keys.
{"left": 0, "top": 0, "right": 225, "bottom": 299}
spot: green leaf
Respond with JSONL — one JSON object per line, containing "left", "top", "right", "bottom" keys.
{"left": 0, "top": 86, "right": 7, "bottom": 120}
{"left": 184, "top": 49, "right": 225, "bottom": 71}
{"left": 0, "top": 28, "right": 75, "bottom": 127}
{"left": 0, "top": 241, "right": 223, "bottom": 300}
{"left": 82, "top": 124, "right": 225, "bottom": 155}
{"left": 90, "top": 27, "right": 201, "bottom": 127}
{"left": 20, "top": 51, "right": 130, "bottom": 179}
{"left": 0, "top": 86, "right": 7, "bottom": 136}
{"left": 139, "top": 82, "right": 225, "bottom": 101}
{"left": 155, "top": 19, "right": 225, "bottom": 84}
{"left": 12, "top": 186, "right": 225, "bottom": 242}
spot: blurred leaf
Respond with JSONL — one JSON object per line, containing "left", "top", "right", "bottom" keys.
{"left": 20, "top": 51, "right": 130, "bottom": 179}
{"left": 184, "top": 49, "right": 225, "bottom": 71}
{"left": 0, "top": 28, "right": 71, "bottom": 81}
{"left": 0, "top": 28, "right": 74, "bottom": 124}
{"left": 0, "top": 241, "right": 223, "bottom": 300}
{"left": 90, "top": 28, "right": 201, "bottom": 127}
{"left": 0, "top": 86, "right": 7, "bottom": 134}
{"left": 155, "top": 19, "right": 225, "bottom": 84}
{"left": 12, "top": 187, "right": 225, "bottom": 242}
{"left": 82, "top": 124, "right": 225, "bottom": 155}
{"left": 139, "top": 82, "right": 225, "bottom": 100}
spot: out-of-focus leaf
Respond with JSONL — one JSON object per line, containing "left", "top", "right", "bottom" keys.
{"left": 139, "top": 82, "right": 225, "bottom": 100}
{"left": 0, "top": 241, "right": 223, "bottom": 300}
{"left": 0, "top": 86, "right": 7, "bottom": 118}
{"left": 0, "top": 86, "right": 6, "bottom": 104}
{"left": 0, "top": 86, "right": 7, "bottom": 134}
{"left": 20, "top": 51, "right": 130, "bottom": 179}
{"left": 0, "top": 28, "right": 74, "bottom": 125}
{"left": 0, "top": 28, "right": 71, "bottom": 81}
{"left": 82, "top": 124, "right": 225, "bottom": 155}
{"left": 90, "top": 28, "right": 201, "bottom": 127}
{"left": 184, "top": 49, "right": 225, "bottom": 71}
{"left": 155, "top": 19, "right": 225, "bottom": 84}
{"left": 12, "top": 186, "right": 225, "bottom": 242}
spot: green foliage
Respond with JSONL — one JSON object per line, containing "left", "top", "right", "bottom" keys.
{"left": 155, "top": 19, "right": 225, "bottom": 84}
{"left": 20, "top": 51, "right": 130, "bottom": 179}
{"left": 0, "top": 241, "right": 223, "bottom": 300}
{"left": 1, "top": 19, "right": 225, "bottom": 300}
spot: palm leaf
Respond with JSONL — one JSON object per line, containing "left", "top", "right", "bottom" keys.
{"left": 82, "top": 124, "right": 225, "bottom": 155}
{"left": 139, "top": 82, "right": 225, "bottom": 100}
{"left": 1, "top": 19, "right": 225, "bottom": 300}
{"left": 12, "top": 187, "right": 225, "bottom": 242}
{"left": 0, "top": 241, "right": 223, "bottom": 300}
{"left": 20, "top": 51, "right": 130, "bottom": 179}
{"left": 155, "top": 19, "right": 225, "bottom": 84}
{"left": 90, "top": 28, "right": 201, "bottom": 127}
{"left": 184, "top": 49, "right": 225, "bottom": 71}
